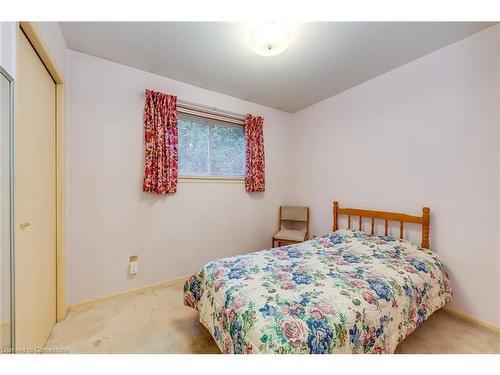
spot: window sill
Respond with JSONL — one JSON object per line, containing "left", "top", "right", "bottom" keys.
{"left": 178, "top": 176, "right": 245, "bottom": 184}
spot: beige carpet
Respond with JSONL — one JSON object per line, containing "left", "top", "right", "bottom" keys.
{"left": 45, "top": 280, "right": 500, "bottom": 354}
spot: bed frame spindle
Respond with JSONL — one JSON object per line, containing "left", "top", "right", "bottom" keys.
{"left": 422, "top": 207, "right": 430, "bottom": 249}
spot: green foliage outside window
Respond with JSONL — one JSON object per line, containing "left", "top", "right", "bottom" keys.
{"left": 178, "top": 114, "right": 245, "bottom": 177}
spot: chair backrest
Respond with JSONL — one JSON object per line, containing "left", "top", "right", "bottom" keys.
{"left": 280, "top": 206, "right": 308, "bottom": 222}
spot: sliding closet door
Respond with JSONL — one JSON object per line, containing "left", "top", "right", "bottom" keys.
{"left": 15, "top": 29, "right": 57, "bottom": 350}
{"left": 1, "top": 67, "right": 14, "bottom": 352}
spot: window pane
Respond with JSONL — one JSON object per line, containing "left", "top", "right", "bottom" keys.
{"left": 178, "top": 117, "right": 209, "bottom": 175}
{"left": 210, "top": 123, "right": 245, "bottom": 176}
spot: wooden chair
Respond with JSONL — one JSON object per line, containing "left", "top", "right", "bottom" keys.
{"left": 272, "top": 206, "right": 309, "bottom": 247}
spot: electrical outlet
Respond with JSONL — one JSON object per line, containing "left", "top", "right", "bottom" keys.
{"left": 129, "top": 255, "right": 138, "bottom": 275}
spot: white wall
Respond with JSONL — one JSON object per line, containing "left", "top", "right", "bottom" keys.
{"left": 289, "top": 25, "right": 500, "bottom": 326}
{"left": 66, "top": 50, "right": 292, "bottom": 305}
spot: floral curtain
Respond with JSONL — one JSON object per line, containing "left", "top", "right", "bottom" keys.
{"left": 142, "top": 89, "right": 178, "bottom": 194}
{"left": 244, "top": 114, "right": 265, "bottom": 192}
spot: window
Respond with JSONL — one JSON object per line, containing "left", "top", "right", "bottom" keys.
{"left": 178, "top": 113, "right": 246, "bottom": 178}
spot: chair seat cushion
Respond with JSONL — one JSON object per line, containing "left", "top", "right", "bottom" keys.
{"left": 273, "top": 229, "right": 307, "bottom": 242}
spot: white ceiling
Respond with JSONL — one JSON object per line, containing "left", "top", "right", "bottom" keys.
{"left": 59, "top": 22, "right": 496, "bottom": 113}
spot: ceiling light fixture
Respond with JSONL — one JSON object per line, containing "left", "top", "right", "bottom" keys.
{"left": 250, "top": 22, "right": 291, "bottom": 57}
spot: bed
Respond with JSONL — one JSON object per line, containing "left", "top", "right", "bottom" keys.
{"left": 184, "top": 201, "right": 452, "bottom": 354}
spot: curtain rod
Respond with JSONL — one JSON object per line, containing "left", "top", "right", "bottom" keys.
{"left": 177, "top": 99, "right": 246, "bottom": 122}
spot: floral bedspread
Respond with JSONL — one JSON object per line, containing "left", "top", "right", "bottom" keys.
{"left": 184, "top": 230, "right": 452, "bottom": 354}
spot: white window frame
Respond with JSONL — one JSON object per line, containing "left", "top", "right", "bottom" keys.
{"left": 177, "top": 112, "right": 246, "bottom": 183}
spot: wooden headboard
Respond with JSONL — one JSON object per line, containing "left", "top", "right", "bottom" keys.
{"left": 332, "top": 201, "right": 430, "bottom": 249}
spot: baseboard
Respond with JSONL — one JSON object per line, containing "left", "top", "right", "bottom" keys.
{"left": 442, "top": 307, "right": 500, "bottom": 333}
{"left": 69, "top": 275, "right": 189, "bottom": 312}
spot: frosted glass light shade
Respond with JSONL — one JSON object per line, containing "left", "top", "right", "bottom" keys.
{"left": 250, "top": 22, "right": 291, "bottom": 56}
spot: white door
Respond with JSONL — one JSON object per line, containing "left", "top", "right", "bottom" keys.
{"left": 15, "top": 28, "right": 57, "bottom": 350}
